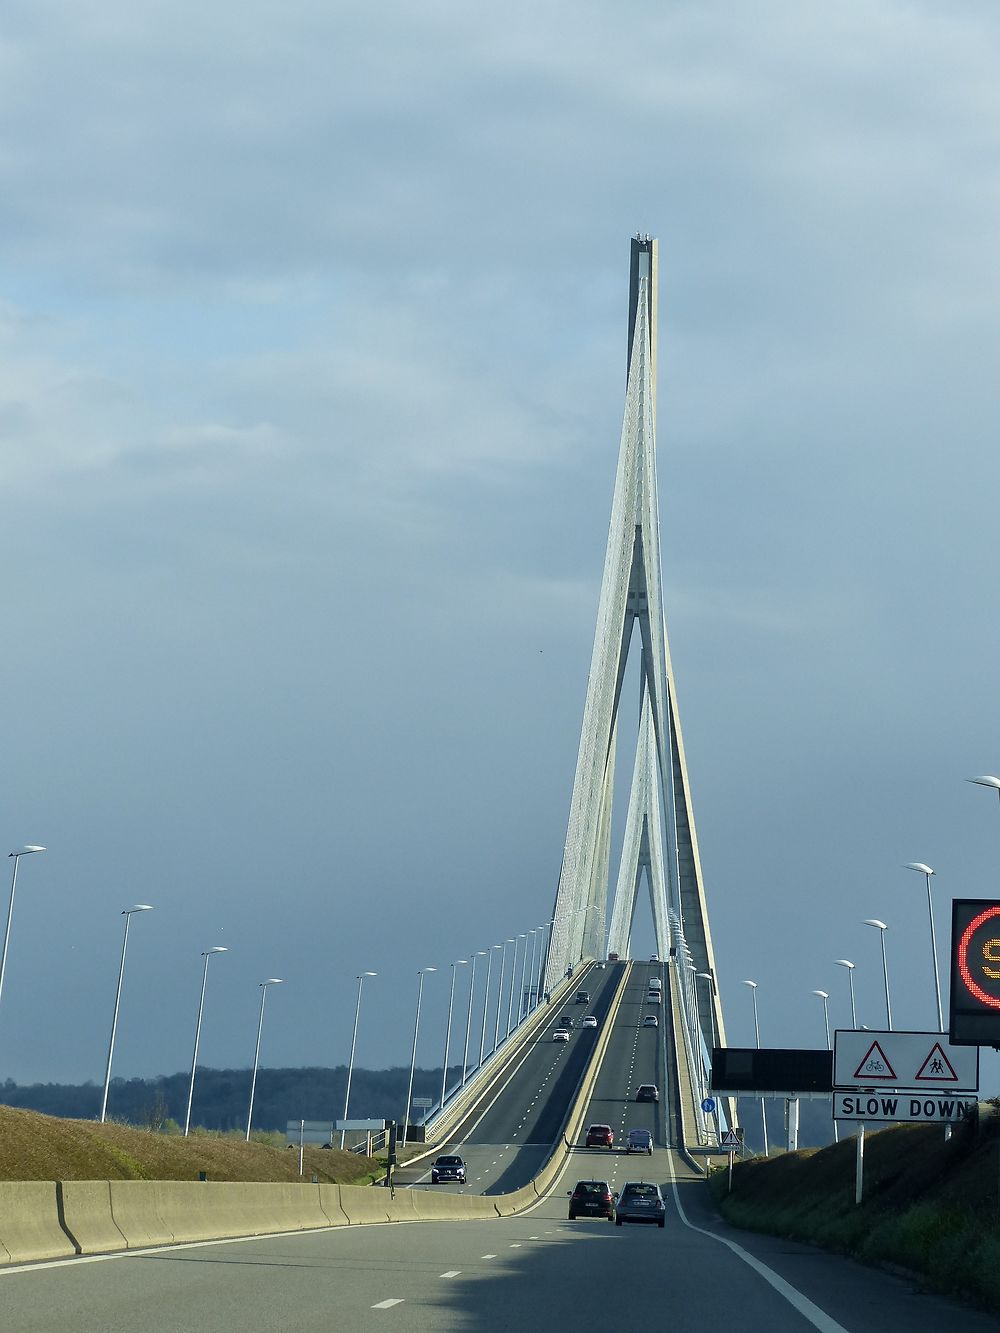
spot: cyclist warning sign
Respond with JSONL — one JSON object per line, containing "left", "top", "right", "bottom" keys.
{"left": 833, "top": 1030, "right": 978, "bottom": 1092}
{"left": 852, "top": 1040, "right": 896, "bottom": 1081}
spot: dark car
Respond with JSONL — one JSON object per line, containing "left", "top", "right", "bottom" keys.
{"left": 430, "top": 1155, "right": 467, "bottom": 1184}
{"left": 567, "top": 1179, "right": 616, "bottom": 1221}
{"left": 585, "top": 1123, "right": 614, "bottom": 1149}
{"left": 626, "top": 1128, "right": 653, "bottom": 1155}
{"left": 575, "top": 990, "right": 590, "bottom": 1004}
{"left": 636, "top": 1084, "right": 659, "bottom": 1103}
{"left": 559, "top": 1015, "right": 575, "bottom": 1028}
{"left": 615, "top": 1180, "right": 665, "bottom": 1227}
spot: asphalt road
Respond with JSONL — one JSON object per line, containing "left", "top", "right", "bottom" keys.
{"left": 4, "top": 957, "right": 997, "bottom": 1332}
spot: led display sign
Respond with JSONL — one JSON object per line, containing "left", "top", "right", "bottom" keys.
{"left": 950, "top": 899, "right": 1000, "bottom": 1046}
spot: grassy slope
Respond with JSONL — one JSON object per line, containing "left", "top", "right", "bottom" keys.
{"left": 0, "top": 1104, "right": 384, "bottom": 1184}
{"left": 710, "top": 1113, "right": 1000, "bottom": 1315}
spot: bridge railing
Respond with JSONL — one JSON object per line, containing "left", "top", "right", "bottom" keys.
{"left": 669, "top": 911, "right": 713, "bottom": 1146}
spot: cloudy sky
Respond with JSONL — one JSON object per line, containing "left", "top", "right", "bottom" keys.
{"left": 3, "top": 1, "right": 1000, "bottom": 1097}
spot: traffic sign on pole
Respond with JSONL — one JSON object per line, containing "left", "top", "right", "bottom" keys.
{"left": 701, "top": 1096, "right": 716, "bottom": 1113}
{"left": 951, "top": 899, "right": 1000, "bottom": 1045}
{"left": 833, "top": 1030, "right": 978, "bottom": 1093}
{"left": 834, "top": 1093, "right": 977, "bottom": 1124}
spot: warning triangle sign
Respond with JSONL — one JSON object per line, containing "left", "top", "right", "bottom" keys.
{"left": 853, "top": 1040, "right": 897, "bottom": 1081}
{"left": 914, "top": 1042, "right": 959, "bottom": 1083}
{"left": 721, "top": 1129, "right": 741, "bottom": 1149}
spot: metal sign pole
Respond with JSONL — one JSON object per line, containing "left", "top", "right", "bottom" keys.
{"left": 728, "top": 1150, "right": 734, "bottom": 1193}
{"left": 855, "top": 1124, "right": 865, "bottom": 1204}
{"left": 298, "top": 1120, "right": 304, "bottom": 1177}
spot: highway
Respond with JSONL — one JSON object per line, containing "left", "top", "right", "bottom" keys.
{"left": 2, "top": 958, "right": 995, "bottom": 1331}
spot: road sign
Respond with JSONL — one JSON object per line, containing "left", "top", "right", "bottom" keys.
{"left": 711, "top": 1047, "right": 832, "bottom": 1094}
{"left": 411, "top": 1097, "right": 433, "bottom": 1109}
{"left": 285, "top": 1120, "right": 334, "bottom": 1145}
{"left": 833, "top": 1030, "right": 978, "bottom": 1093}
{"left": 720, "top": 1128, "right": 744, "bottom": 1149}
{"left": 701, "top": 1097, "right": 716, "bottom": 1113}
{"left": 335, "top": 1118, "right": 387, "bottom": 1131}
{"left": 834, "top": 1092, "right": 977, "bottom": 1124}
{"left": 950, "top": 899, "right": 1000, "bottom": 1045}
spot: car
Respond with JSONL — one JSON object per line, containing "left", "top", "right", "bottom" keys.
{"left": 642, "top": 1014, "right": 658, "bottom": 1028}
{"left": 582, "top": 1014, "right": 598, "bottom": 1028}
{"left": 430, "top": 1155, "right": 467, "bottom": 1184}
{"left": 575, "top": 990, "right": 590, "bottom": 1004}
{"left": 626, "top": 1128, "right": 653, "bottom": 1155}
{"left": 646, "top": 992, "right": 661, "bottom": 1004}
{"left": 553, "top": 1027, "right": 570, "bottom": 1042}
{"left": 559, "top": 1015, "right": 575, "bottom": 1028}
{"left": 607, "top": 953, "right": 620, "bottom": 962}
{"left": 596, "top": 961, "right": 606, "bottom": 969}
{"left": 648, "top": 977, "right": 662, "bottom": 991}
{"left": 649, "top": 955, "right": 660, "bottom": 963}
{"left": 636, "top": 1084, "right": 659, "bottom": 1103}
{"left": 585, "top": 1123, "right": 614, "bottom": 1149}
{"left": 615, "top": 1180, "right": 666, "bottom": 1226}
{"left": 567, "top": 1179, "right": 616, "bottom": 1221}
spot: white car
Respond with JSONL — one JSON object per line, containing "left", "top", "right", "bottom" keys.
{"left": 553, "top": 1028, "right": 570, "bottom": 1042}
{"left": 642, "top": 1014, "right": 658, "bottom": 1028}
{"left": 646, "top": 992, "right": 661, "bottom": 1004}
{"left": 582, "top": 1015, "right": 598, "bottom": 1028}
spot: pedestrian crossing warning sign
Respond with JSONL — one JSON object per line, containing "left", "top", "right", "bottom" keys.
{"left": 852, "top": 1040, "right": 897, "bottom": 1081}
{"left": 914, "top": 1042, "right": 959, "bottom": 1083}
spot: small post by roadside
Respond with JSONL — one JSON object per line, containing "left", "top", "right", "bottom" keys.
{"left": 728, "top": 1151, "right": 734, "bottom": 1193}
{"left": 855, "top": 1124, "right": 865, "bottom": 1204}
{"left": 298, "top": 1120, "right": 304, "bottom": 1177}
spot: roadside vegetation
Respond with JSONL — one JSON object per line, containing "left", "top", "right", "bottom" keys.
{"left": 709, "top": 1105, "right": 1000, "bottom": 1315}
{"left": 0, "top": 1104, "right": 389, "bottom": 1184}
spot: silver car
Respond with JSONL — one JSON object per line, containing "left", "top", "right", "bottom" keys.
{"left": 615, "top": 1180, "right": 665, "bottom": 1227}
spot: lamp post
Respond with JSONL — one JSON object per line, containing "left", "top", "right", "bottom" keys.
{"left": 967, "top": 775, "right": 1000, "bottom": 810}
{"left": 341, "top": 971, "right": 376, "bottom": 1147}
{"left": 246, "top": 978, "right": 284, "bottom": 1141}
{"left": 863, "top": 920, "right": 892, "bottom": 1030}
{"left": 532, "top": 925, "right": 547, "bottom": 1011}
{"left": 184, "top": 947, "right": 228, "bottom": 1136}
{"left": 812, "top": 989, "right": 838, "bottom": 1144}
{"left": 516, "top": 932, "right": 531, "bottom": 1026}
{"left": 834, "top": 960, "right": 857, "bottom": 1028}
{"left": 462, "top": 952, "right": 486, "bottom": 1085}
{"left": 743, "top": 980, "right": 767, "bottom": 1156}
{"left": 440, "top": 959, "right": 468, "bottom": 1111}
{"left": 99, "top": 904, "right": 154, "bottom": 1123}
{"left": 904, "top": 862, "right": 943, "bottom": 1032}
{"left": 479, "top": 945, "right": 501, "bottom": 1067}
{"left": 502, "top": 938, "right": 517, "bottom": 1043}
{"left": 402, "top": 967, "right": 436, "bottom": 1147}
{"left": 0, "top": 846, "right": 46, "bottom": 1011}
{"left": 526, "top": 929, "right": 539, "bottom": 1015}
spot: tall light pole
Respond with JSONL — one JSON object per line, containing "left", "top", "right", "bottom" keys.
{"left": 516, "top": 932, "right": 530, "bottom": 1026}
{"left": 402, "top": 967, "right": 435, "bottom": 1147}
{"left": 743, "top": 980, "right": 767, "bottom": 1156}
{"left": 811, "top": 989, "right": 838, "bottom": 1144}
{"left": 526, "top": 930, "right": 539, "bottom": 1014}
{"left": 834, "top": 960, "right": 857, "bottom": 1028}
{"left": 863, "top": 920, "right": 892, "bottom": 1030}
{"left": 968, "top": 775, "right": 1000, "bottom": 810}
{"left": 100, "top": 904, "right": 154, "bottom": 1123}
{"left": 440, "top": 959, "right": 468, "bottom": 1111}
{"left": 501, "top": 938, "right": 517, "bottom": 1044}
{"left": 479, "top": 945, "right": 501, "bottom": 1066}
{"left": 904, "top": 862, "right": 943, "bottom": 1032}
{"left": 246, "top": 978, "right": 284, "bottom": 1141}
{"left": 341, "top": 971, "right": 376, "bottom": 1147}
{"left": 532, "top": 925, "right": 547, "bottom": 1011}
{"left": 184, "top": 947, "right": 228, "bottom": 1136}
{"left": 462, "top": 952, "right": 486, "bottom": 1085}
{"left": 0, "top": 846, "right": 46, "bottom": 1011}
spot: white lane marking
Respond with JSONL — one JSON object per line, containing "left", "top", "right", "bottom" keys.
{"left": 372, "top": 1299, "right": 405, "bottom": 1309}
{"left": 509, "top": 1243, "right": 522, "bottom": 1248}
{"left": 440, "top": 1270, "right": 461, "bottom": 1278}
{"left": 666, "top": 1158, "right": 848, "bottom": 1333}
{"left": 481, "top": 1254, "right": 497, "bottom": 1259}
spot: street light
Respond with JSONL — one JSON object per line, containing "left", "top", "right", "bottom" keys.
{"left": 904, "top": 863, "right": 943, "bottom": 1032}
{"left": 516, "top": 932, "right": 531, "bottom": 1026}
{"left": 479, "top": 945, "right": 502, "bottom": 1067}
{"left": 246, "top": 979, "right": 284, "bottom": 1141}
{"left": 526, "top": 929, "right": 539, "bottom": 1016}
{"left": 811, "top": 989, "right": 838, "bottom": 1145}
{"left": 967, "top": 775, "right": 1000, "bottom": 807}
{"left": 440, "top": 959, "right": 468, "bottom": 1111}
{"left": 863, "top": 920, "right": 892, "bottom": 1030}
{"left": 184, "top": 947, "right": 228, "bottom": 1136}
{"left": 341, "top": 972, "right": 377, "bottom": 1147}
{"left": 532, "top": 925, "right": 547, "bottom": 1011}
{"left": 0, "top": 846, "right": 46, "bottom": 1011}
{"left": 834, "top": 960, "right": 858, "bottom": 1028}
{"left": 502, "top": 938, "right": 517, "bottom": 1043}
{"left": 99, "top": 904, "right": 154, "bottom": 1123}
{"left": 402, "top": 967, "right": 436, "bottom": 1146}
{"left": 743, "top": 980, "right": 768, "bottom": 1156}
{"left": 462, "top": 952, "right": 487, "bottom": 1086}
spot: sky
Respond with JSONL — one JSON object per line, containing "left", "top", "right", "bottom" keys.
{"left": 2, "top": 1, "right": 1000, "bottom": 1098}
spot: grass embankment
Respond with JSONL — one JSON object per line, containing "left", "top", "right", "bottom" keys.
{"left": 710, "top": 1109, "right": 1000, "bottom": 1314}
{"left": 0, "top": 1104, "right": 386, "bottom": 1184}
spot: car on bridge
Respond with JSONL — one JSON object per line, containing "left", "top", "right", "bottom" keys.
{"left": 585, "top": 1123, "right": 614, "bottom": 1149}
{"left": 430, "top": 1155, "right": 467, "bottom": 1184}
{"left": 646, "top": 991, "right": 661, "bottom": 1004}
{"left": 574, "top": 990, "right": 590, "bottom": 1004}
{"left": 567, "top": 1180, "right": 616, "bottom": 1221}
{"left": 559, "top": 1014, "right": 575, "bottom": 1027}
{"left": 626, "top": 1128, "right": 653, "bottom": 1154}
{"left": 615, "top": 1180, "right": 665, "bottom": 1227}
{"left": 582, "top": 1014, "right": 598, "bottom": 1028}
{"left": 642, "top": 1014, "right": 658, "bottom": 1028}
{"left": 553, "top": 1027, "right": 570, "bottom": 1042}
{"left": 636, "top": 1084, "right": 659, "bottom": 1103}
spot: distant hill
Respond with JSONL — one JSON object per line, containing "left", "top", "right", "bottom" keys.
{"left": 0, "top": 1065, "right": 461, "bottom": 1133}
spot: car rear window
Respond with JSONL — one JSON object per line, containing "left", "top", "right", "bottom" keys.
{"left": 623, "top": 1184, "right": 657, "bottom": 1197}
{"left": 574, "top": 1181, "right": 609, "bottom": 1196}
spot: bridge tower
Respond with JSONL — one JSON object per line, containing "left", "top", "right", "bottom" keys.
{"left": 544, "top": 236, "right": 726, "bottom": 1055}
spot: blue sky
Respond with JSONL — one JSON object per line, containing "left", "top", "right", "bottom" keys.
{"left": 2, "top": 0, "right": 1000, "bottom": 1092}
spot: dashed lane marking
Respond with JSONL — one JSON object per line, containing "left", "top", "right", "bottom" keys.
{"left": 440, "top": 1271, "right": 461, "bottom": 1278}
{"left": 481, "top": 1254, "right": 497, "bottom": 1259}
{"left": 372, "top": 1299, "right": 404, "bottom": 1309}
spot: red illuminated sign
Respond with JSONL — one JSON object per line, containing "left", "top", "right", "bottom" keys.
{"left": 950, "top": 899, "right": 1000, "bottom": 1045}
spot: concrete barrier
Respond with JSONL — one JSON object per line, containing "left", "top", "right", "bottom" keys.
{"left": 108, "top": 1181, "right": 333, "bottom": 1250}
{"left": 339, "top": 1185, "right": 392, "bottom": 1225}
{"left": 318, "top": 1184, "right": 350, "bottom": 1227}
{"left": 0, "top": 1182, "right": 76, "bottom": 1264}
{"left": 409, "top": 1191, "right": 497, "bottom": 1221}
{"left": 60, "top": 1181, "right": 126, "bottom": 1255}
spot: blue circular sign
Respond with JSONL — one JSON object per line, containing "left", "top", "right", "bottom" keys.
{"left": 701, "top": 1096, "right": 716, "bottom": 1113}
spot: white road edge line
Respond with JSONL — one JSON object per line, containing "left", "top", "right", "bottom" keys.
{"left": 666, "top": 1157, "right": 849, "bottom": 1333}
